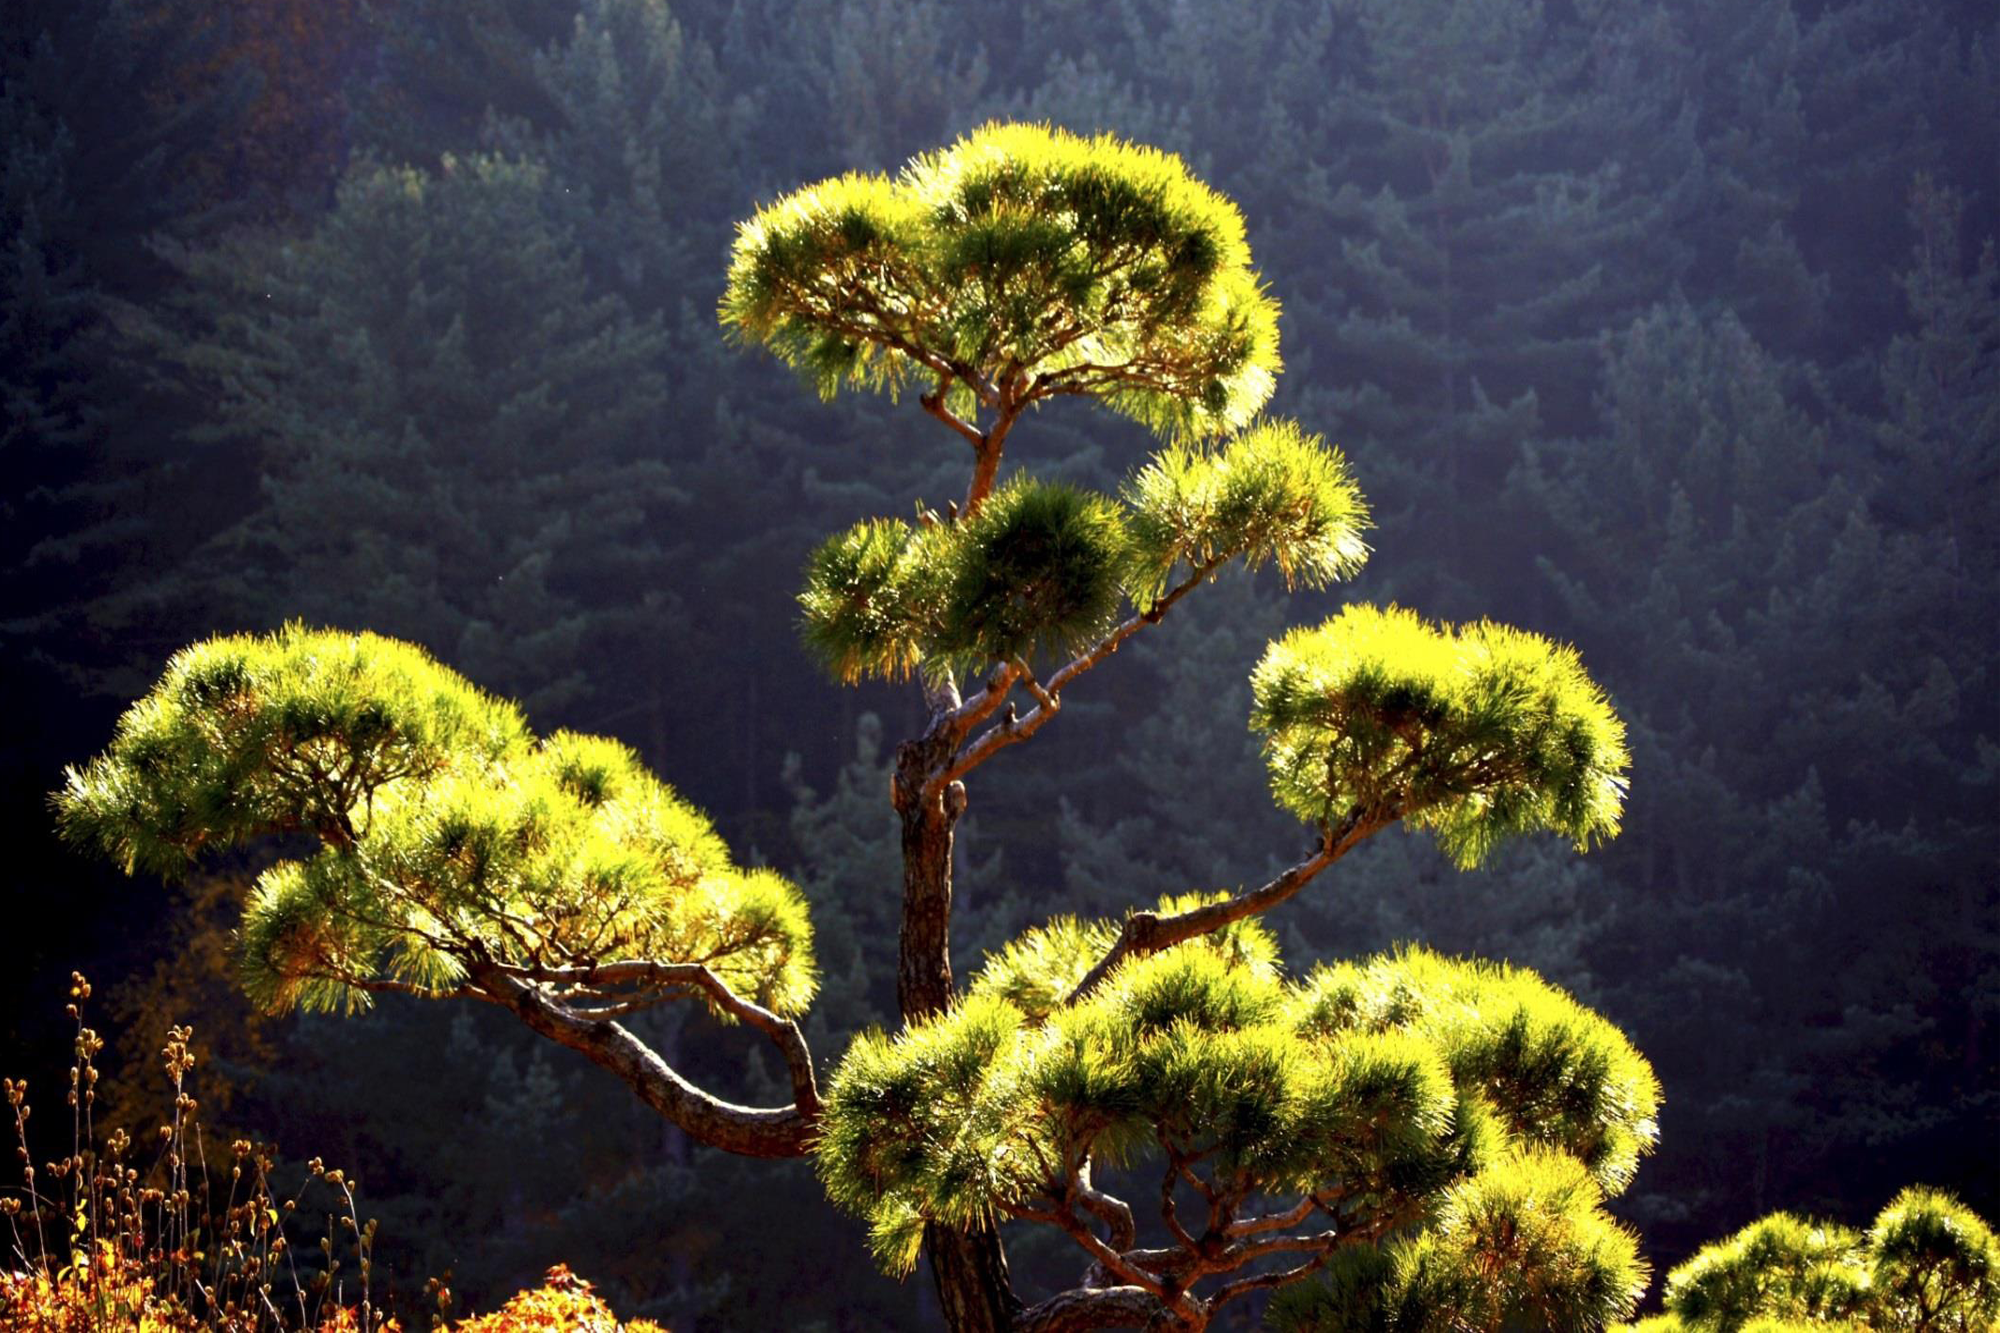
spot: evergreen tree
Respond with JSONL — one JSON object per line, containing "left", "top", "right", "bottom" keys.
{"left": 1512, "top": 228, "right": 1999, "bottom": 1239}
{"left": 347, "top": 0, "right": 574, "bottom": 165}
{"left": 1282, "top": 0, "right": 1702, "bottom": 605}
{"left": 147, "top": 152, "right": 679, "bottom": 718}
{"left": 1624, "top": 1188, "right": 1998, "bottom": 1333}
{"left": 0, "top": 0, "right": 254, "bottom": 652}
{"left": 62, "top": 123, "right": 1646, "bottom": 1333}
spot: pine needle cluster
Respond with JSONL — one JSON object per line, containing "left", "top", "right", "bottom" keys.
{"left": 56, "top": 626, "right": 814, "bottom": 1018}
{"left": 1627, "top": 1189, "right": 2000, "bottom": 1333}
{"left": 1252, "top": 605, "right": 1630, "bottom": 866}
{"left": 816, "top": 922, "right": 1656, "bottom": 1328}
{"left": 798, "top": 427, "right": 1370, "bottom": 683}
{"left": 721, "top": 122, "right": 1280, "bottom": 437}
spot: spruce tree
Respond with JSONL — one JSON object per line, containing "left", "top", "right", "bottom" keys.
{"left": 64, "top": 125, "right": 1648, "bottom": 1332}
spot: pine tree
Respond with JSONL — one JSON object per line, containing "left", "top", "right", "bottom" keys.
{"left": 1510, "top": 200, "right": 1999, "bottom": 1237}
{"left": 0, "top": 0, "right": 255, "bottom": 650}
{"left": 64, "top": 126, "right": 1648, "bottom": 1333}
{"left": 1624, "top": 1188, "right": 1998, "bottom": 1333}
{"left": 146, "top": 152, "right": 679, "bottom": 718}
{"left": 1279, "top": 0, "right": 1703, "bottom": 604}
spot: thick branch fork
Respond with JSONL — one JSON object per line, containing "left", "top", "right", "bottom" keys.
{"left": 465, "top": 962, "right": 815, "bottom": 1159}
{"left": 497, "top": 958, "right": 821, "bottom": 1118}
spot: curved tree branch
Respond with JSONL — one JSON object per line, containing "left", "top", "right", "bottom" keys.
{"left": 1060, "top": 810, "right": 1386, "bottom": 1007}
{"left": 466, "top": 962, "right": 814, "bottom": 1158}
{"left": 939, "top": 557, "right": 1225, "bottom": 790}
{"left": 1074, "top": 1168, "right": 1137, "bottom": 1254}
{"left": 1014, "top": 1286, "right": 1169, "bottom": 1333}
{"left": 922, "top": 371, "right": 987, "bottom": 451}
{"left": 1207, "top": 1239, "right": 1341, "bottom": 1312}
{"left": 495, "top": 959, "right": 821, "bottom": 1118}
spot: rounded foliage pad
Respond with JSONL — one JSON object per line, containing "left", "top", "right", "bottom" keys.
{"left": 722, "top": 122, "right": 1281, "bottom": 438}
{"left": 1252, "top": 604, "right": 1629, "bottom": 867}
{"left": 59, "top": 626, "right": 815, "bottom": 1017}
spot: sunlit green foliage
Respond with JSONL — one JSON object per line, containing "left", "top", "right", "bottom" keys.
{"left": 797, "top": 517, "right": 950, "bottom": 683}
{"left": 57, "top": 626, "right": 528, "bottom": 877}
{"left": 1125, "top": 418, "right": 1371, "bottom": 604}
{"left": 1286, "top": 949, "right": 1661, "bottom": 1193}
{"left": 797, "top": 478, "right": 1134, "bottom": 683}
{"left": 721, "top": 121, "right": 1281, "bottom": 436}
{"left": 796, "top": 428, "right": 1371, "bottom": 683}
{"left": 818, "top": 930, "right": 1653, "bottom": 1316}
{"left": 1661, "top": 1213, "right": 1870, "bottom": 1331}
{"left": 1632, "top": 1188, "right": 1999, "bottom": 1333}
{"left": 1251, "top": 604, "right": 1629, "bottom": 866}
{"left": 969, "top": 890, "right": 1278, "bottom": 1021}
{"left": 942, "top": 478, "right": 1133, "bottom": 667}
{"left": 58, "top": 626, "right": 814, "bottom": 1017}
{"left": 1270, "top": 1148, "right": 1649, "bottom": 1333}
{"left": 1870, "top": 1188, "right": 2000, "bottom": 1332}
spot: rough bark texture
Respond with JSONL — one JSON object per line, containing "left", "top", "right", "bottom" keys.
{"left": 893, "top": 682, "right": 1028, "bottom": 1330}
{"left": 894, "top": 723, "right": 964, "bottom": 1022}
{"left": 930, "top": 1221, "right": 1026, "bottom": 1333}
{"left": 1015, "top": 1287, "right": 1172, "bottom": 1333}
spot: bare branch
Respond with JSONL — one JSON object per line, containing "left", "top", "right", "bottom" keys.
{"left": 1230, "top": 1228, "right": 1341, "bottom": 1265}
{"left": 1074, "top": 1167, "right": 1137, "bottom": 1254}
{"left": 1060, "top": 811, "right": 1384, "bottom": 1008}
{"left": 1208, "top": 1237, "right": 1342, "bottom": 1311}
{"left": 1226, "top": 1196, "right": 1317, "bottom": 1237}
{"left": 466, "top": 962, "right": 814, "bottom": 1158}
{"left": 1160, "top": 1158, "right": 1202, "bottom": 1255}
{"left": 492, "top": 959, "right": 820, "bottom": 1118}
{"left": 1006, "top": 1200, "right": 1170, "bottom": 1300}
{"left": 1012, "top": 657, "right": 1059, "bottom": 712}
{"left": 921, "top": 372, "right": 987, "bottom": 451}
{"left": 940, "top": 661, "right": 1023, "bottom": 741}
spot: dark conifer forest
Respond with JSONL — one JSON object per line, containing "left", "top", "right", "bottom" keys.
{"left": 2, "top": 0, "right": 1995, "bottom": 1329}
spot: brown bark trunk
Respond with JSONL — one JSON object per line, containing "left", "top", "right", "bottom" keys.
{"left": 893, "top": 689, "right": 1023, "bottom": 1330}
{"left": 928, "top": 1221, "right": 1023, "bottom": 1333}
{"left": 895, "top": 738, "right": 961, "bottom": 1020}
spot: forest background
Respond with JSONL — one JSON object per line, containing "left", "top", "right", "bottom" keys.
{"left": 2, "top": 0, "right": 1994, "bottom": 1327}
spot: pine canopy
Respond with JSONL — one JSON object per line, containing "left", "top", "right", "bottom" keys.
{"left": 1629, "top": 1188, "right": 2000, "bottom": 1333}
{"left": 57, "top": 625, "right": 815, "bottom": 1017}
{"left": 817, "top": 925, "right": 1656, "bottom": 1328}
{"left": 1252, "top": 604, "right": 1630, "bottom": 866}
{"left": 797, "top": 421, "right": 1370, "bottom": 682}
{"left": 720, "top": 121, "right": 1281, "bottom": 437}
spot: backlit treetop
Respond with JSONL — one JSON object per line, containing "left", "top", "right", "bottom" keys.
{"left": 1624, "top": 1188, "right": 1999, "bottom": 1333}
{"left": 722, "top": 122, "right": 1283, "bottom": 511}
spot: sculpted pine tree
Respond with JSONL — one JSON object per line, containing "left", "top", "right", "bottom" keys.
{"left": 61, "top": 125, "right": 1649, "bottom": 1332}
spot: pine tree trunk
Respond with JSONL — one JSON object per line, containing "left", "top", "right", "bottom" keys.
{"left": 894, "top": 697, "right": 1022, "bottom": 1332}
{"left": 927, "top": 1222, "right": 1021, "bottom": 1333}
{"left": 895, "top": 752, "right": 960, "bottom": 1019}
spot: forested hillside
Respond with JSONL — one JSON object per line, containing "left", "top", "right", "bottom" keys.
{"left": 3, "top": 0, "right": 1993, "bottom": 1327}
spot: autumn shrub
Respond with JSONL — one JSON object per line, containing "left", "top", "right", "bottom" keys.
{"left": 450, "top": 1266, "right": 665, "bottom": 1333}
{"left": 2, "top": 975, "right": 384, "bottom": 1332}
{"left": 3, "top": 976, "right": 670, "bottom": 1333}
